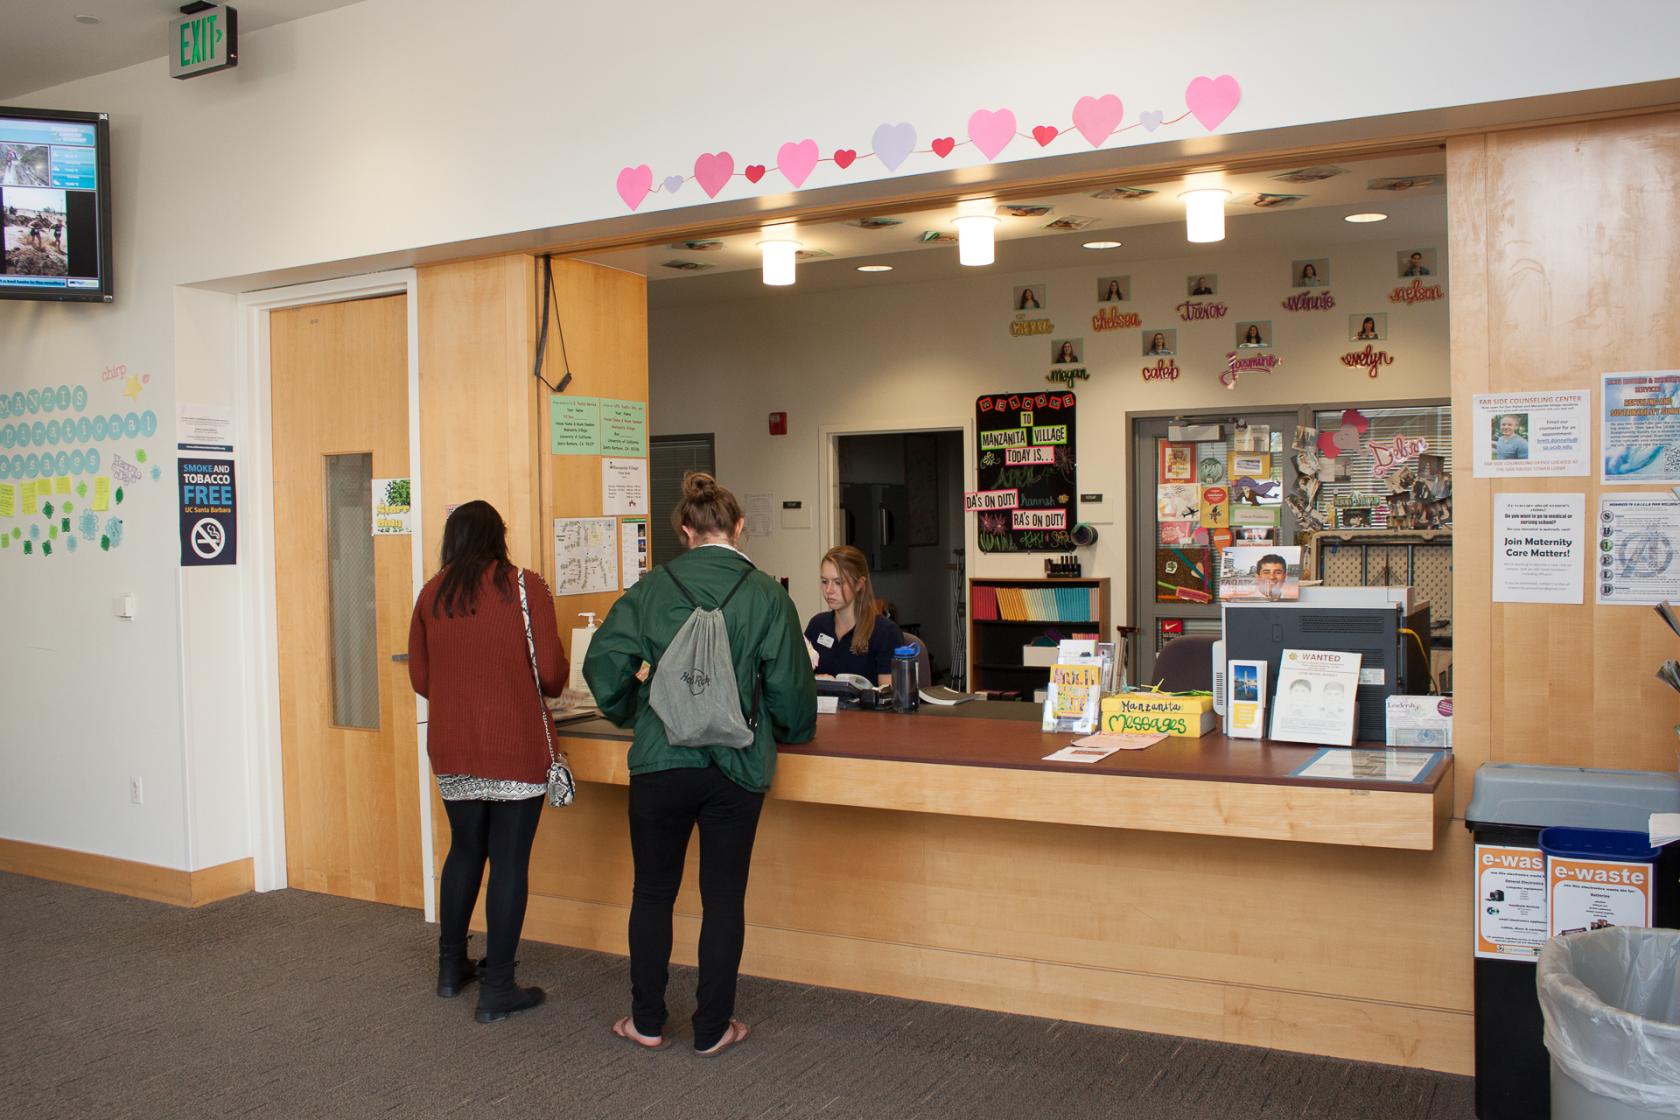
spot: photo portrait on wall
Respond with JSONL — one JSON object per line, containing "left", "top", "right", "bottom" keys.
{"left": 1096, "top": 276, "right": 1130, "bottom": 303}
{"left": 1144, "top": 329, "right": 1177, "bottom": 356}
{"left": 1350, "top": 313, "right": 1388, "bottom": 341}
{"left": 1187, "top": 274, "right": 1218, "bottom": 297}
{"left": 1292, "top": 258, "right": 1330, "bottom": 287}
{"left": 1235, "top": 321, "right": 1271, "bottom": 349}
{"left": 1051, "top": 338, "right": 1083, "bottom": 365}
{"left": 1013, "top": 284, "right": 1048, "bottom": 311}
{"left": 1398, "top": 248, "right": 1437, "bottom": 277}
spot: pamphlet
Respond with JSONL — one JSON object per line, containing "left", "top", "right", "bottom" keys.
{"left": 1385, "top": 695, "right": 1453, "bottom": 749}
{"left": 1042, "top": 642, "right": 1102, "bottom": 734}
{"left": 1269, "top": 648, "right": 1361, "bottom": 746}
{"left": 1044, "top": 732, "right": 1167, "bottom": 763}
{"left": 1227, "top": 659, "right": 1267, "bottom": 739}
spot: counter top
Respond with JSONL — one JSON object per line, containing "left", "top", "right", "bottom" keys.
{"left": 552, "top": 702, "right": 1452, "bottom": 849}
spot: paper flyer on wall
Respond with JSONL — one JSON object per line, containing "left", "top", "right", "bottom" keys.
{"left": 1596, "top": 493, "right": 1680, "bottom": 606}
{"left": 1269, "top": 649, "right": 1361, "bottom": 747}
{"left": 620, "top": 517, "right": 648, "bottom": 589}
{"left": 601, "top": 457, "right": 648, "bottom": 516}
{"left": 1471, "top": 391, "right": 1589, "bottom": 477}
{"left": 1226, "top": 659, "right": 1266, "bottom": 739}
{"left": 553, "top": 516, "right": 618, "bottom": 596}
{"left": 371, "top": 478, "right": 412, "bottom": 535}
{"left": 1602, "top": 371, "right": 1680, "bottom": 484}
{"left": 1493, "top": 494, "right": 1585, "bottom": 604}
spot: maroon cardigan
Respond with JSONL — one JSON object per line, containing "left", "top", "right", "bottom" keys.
{"left": 408, "top": 565, "right": 568, "bottom": 783}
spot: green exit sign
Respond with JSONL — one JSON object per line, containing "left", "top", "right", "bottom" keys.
{"left": 169, "top": 4, "right": 239, "bottom": 79}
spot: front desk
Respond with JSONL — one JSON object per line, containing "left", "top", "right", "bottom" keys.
{"left": 502, "top": 704, "right": 1472, "bottom": 1073}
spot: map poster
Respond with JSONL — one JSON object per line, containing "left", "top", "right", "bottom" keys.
{"left": 553, "top": 516, "right": 618, "bottom": 596}
{"left": 1596, "top": 493, "right": 1680, "bottom": 606}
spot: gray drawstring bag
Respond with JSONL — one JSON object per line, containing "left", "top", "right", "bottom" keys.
{"left": 648, "top": 564, "right": 761, "bottom": 749}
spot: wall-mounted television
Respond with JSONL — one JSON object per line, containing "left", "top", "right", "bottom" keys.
{"left": 0, "top": 107, "right": 113, "bottom": 303}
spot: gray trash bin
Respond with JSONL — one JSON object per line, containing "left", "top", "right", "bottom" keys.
{"left": 1538, "top": 927, "right": 1680, "bottom": 1118}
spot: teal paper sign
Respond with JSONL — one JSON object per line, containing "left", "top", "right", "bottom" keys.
{"left": 601, "top": 399, "right": 648, "bottom": 456}
{"left": 550, "top": 395, "right": 601, "bottom": 455}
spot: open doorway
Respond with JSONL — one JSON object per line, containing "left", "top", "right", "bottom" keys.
{"left": 835, "top": 429, "right": 965, "bottom": 686}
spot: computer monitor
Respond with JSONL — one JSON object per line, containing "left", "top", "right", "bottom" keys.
{"left": 1221, "top": 603, "right": 1420, "bottom": 743}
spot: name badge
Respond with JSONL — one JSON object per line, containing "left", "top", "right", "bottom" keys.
{"left": 816, "top": 633, "right": 835, "bottom": 648}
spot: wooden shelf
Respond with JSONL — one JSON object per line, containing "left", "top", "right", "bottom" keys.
{"left": 968, "top": 577, "right": 1111, "bottom": 691}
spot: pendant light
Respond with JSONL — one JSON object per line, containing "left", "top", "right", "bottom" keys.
{"left": 952, "top": 214, "right": 1000, "bottom": 266}
{"left": 758, "top": 238, "right": 800, "bottom": 286}
{"left": 1180, "top": 189, "right": 1231, "bottom": 243}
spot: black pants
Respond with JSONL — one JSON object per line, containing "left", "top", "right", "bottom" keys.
{"left": 628, "top": 765, "right": 765, "bottom": 1049}
{"left": 439, "top": 796, "right": 544, "bottom": 967}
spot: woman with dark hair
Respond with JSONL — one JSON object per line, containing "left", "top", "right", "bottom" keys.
{"left": 1357, "top": 316, "right": 1379, "bottom": 340}
{"left": 1147, "top": 331, "right": 1173, "bottom": 356}
{"left": 1240, "top": 324, "right": 1264, "bottom": 347}
{"left": 1101, "top": 278, "right": 1124, "bottom": 302}
{"left": 1017, "top": 287, "right": 1040, "bottom": 310}
{"left": 1298, "top": 262, "right": 1319, "bottom": 286}
{"left": 806, "top": 544, "right": 903, "bottom": 686}
{"left": 1055, "top": 340, "right": 1079, "bottom": 364}
{"left": 407, "top": 500, "right": 567, "bottom": 1022}
{"left": 584, "top": 473, "right": 816, "bottom": 1057}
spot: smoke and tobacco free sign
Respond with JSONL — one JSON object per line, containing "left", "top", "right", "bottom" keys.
{"left": 179, "top": 459, "right": 237, "bottom": 566}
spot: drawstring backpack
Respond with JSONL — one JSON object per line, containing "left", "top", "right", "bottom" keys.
{"left": 648, "top": 563, "right": 761, "bottom": 749}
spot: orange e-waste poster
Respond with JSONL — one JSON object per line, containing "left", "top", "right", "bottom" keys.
{"left": 1475, "top": 845, "right": 1547, "bottom": 961}
{"left": 1548, "top": 854, "right": 1654, "bottom": 937}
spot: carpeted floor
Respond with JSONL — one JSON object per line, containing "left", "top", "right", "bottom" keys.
{"left": 0, "top": 872, "right": 1475, "bottom": 1119}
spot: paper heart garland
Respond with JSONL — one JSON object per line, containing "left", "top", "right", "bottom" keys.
{"left": 743, "top": 164, "right": 766, "bottom": 184}
{"left": 693, "top": 152, "right": 734, "bottom": 198}
{"left": 967, "top": 108, "right": 1017, "bottom": 161}
{"left": 1185, "top": 75, "right": 1242, "bottom": 130}
{"left": 661, "top": 174, "right": 684, "bottom": 195}
{"left": 1031, "top": 125, "right": 1059, "bottom": 147}
{"left": 833, "top": 148, "right": 857, "bottom": 170}
{"left": 1139, "top": 110, "right": 1164, "bottom": 132}
{"left": 871, "top": 122, "right": 917, "bottom": 171}
{"left": 777, "top": 139, "right": 819, "bottom": 187}
{"left": 1071, "top": 94, "right": 1124, "bottom": 147}
{"left": 615, "top": 165, "right": 652, "bottom": 211}
{"left": 931, "top": 136, "right": 956, "bottom": 158}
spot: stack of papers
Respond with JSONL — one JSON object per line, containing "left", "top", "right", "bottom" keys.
{"left": 1044, "top": 732, "right": 1167, "bottom": 763}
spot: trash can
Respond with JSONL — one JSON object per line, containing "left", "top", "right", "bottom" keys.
{"left": 1465, "top": 764, "right": 1680, "bottom": 1120}
{"left": 1538, "top": 927, "right": 1680, "bottom": 1119}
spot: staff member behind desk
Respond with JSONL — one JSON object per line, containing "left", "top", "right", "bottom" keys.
{"left": 584, "top": 472, "right": 817, "bottom": 1057}
{"left": 806, "top": 545, "right": 903, "bottom": 686}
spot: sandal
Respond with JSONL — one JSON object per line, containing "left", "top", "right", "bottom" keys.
{"left": 612, "top": 1015, "right": 670, "bottom": 1051}
{"left": 695, "top": 1019, "right": 750, "bottom": 1057}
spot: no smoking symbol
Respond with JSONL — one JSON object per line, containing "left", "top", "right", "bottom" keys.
{"left": 191, "top": 517, "right": 225, "bottom": 559}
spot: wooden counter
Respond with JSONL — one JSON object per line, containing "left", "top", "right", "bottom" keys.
{"left": 508, "top": 704, "right": 1472, "bottom": 1074}
{"left": 554, "top": 705, "right": 1452, "bottom": 850}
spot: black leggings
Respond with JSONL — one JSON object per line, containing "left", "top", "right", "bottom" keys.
{"left": 438, "top": 796, "right": 544, "bottom": 966}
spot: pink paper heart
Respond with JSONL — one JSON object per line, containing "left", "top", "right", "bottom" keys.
{"left": 1316, "top": 432, "right": 1342, "bottom": 458}
{"left": 693, "top": 151, "right": 735, "bottom": 198}
{"left": 1071, "top": 94, "right": 1124, "bottom": 148}
{"left": 777, "top": 138, "right": 819, "bottom": 188}
{"left": 615, "top": 164, "right": 652, "bottom": 211}
{"left": 1185, "top": 75, "right": 1241, "bottom": 131}
{"left": 967, "top": 108, "right": 1017, "bottom": 161}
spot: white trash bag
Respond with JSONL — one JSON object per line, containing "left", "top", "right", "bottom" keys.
{"left": 1538, "top": 927, "right": 1680, "bottom": 1114}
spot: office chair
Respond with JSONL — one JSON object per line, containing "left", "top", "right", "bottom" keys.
{"left": 1150, "top": 635, "right": 1216, "bottom": 693}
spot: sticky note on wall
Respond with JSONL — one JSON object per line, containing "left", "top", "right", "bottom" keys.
{"left": 92, "top": 477, "right": 110, "bottom": 512}
{"left": 56, "top": 476, "right": 70, "bottom": 495}
{"left": 22, "top": 485, "right": 38, "bottom": 515}
{"left": 0, "top": 484, "right": 12, "bottom": 518}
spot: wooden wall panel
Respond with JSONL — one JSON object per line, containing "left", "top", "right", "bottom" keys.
{"left": 538, "top": 259, "right": 650, "bottom": 654}
{"left": 1450, "top": 113, "right": 1680, "bottom": 790}
{"left": 417, "top": 256, "right": 541, "bottom": 573}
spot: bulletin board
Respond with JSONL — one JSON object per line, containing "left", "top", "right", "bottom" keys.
{"left": 974, "top": 391, "right": 1077, "bottom": 553}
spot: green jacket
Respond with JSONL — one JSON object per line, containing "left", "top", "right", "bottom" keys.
{"left": 583, "top": 545, "right": 817, "bottom": 792}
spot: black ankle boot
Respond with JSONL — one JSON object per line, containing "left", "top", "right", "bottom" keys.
{"left": 474, "top": 961, "right": 544, "bottom": 1023}
{"left": 436, "top": 937, "right": 478, "bottom": 999}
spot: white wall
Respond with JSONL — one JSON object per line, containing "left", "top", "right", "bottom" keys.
{"left": 649, "top": 237, "right": 1449, "bottom": 627}
{"left": 0, "top": 0, "right": 1670, "bottom": 870}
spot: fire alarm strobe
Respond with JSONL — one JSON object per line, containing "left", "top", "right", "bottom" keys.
{"left": 768, "top": 412, "right": 788, "bottom": 436}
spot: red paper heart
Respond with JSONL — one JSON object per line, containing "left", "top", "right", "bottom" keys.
{"left": 1032, "top": 125, "right": 1059, "bottom": 147}
{"left": 931, "top": 137, "right": 955, "bottom": 158}
{"left": 744, "top": 164, "right": 766, "bottom": 183}
{"left": 833, "top": 149, "right": 857, "bottom": 169}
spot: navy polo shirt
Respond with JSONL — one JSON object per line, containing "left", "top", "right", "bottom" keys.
{"left": 804, "top": 611, "right": 904, "bottom": 681}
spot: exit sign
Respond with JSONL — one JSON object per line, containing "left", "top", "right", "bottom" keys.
{"left": 169, "top": 4, "right": 239, "bottom": 79}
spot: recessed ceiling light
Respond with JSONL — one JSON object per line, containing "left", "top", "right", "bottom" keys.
{"left": 857, "top": 265, "right": 893, "bottom": 273}
{"left": 1344, "top": 212, "right": 1388, "bottom": 223}
{"left": 1082, "top": 240, "right": 1122, "bottom": 250}
{"left": 73, "top": 13, "right": 102, "bottom": 23}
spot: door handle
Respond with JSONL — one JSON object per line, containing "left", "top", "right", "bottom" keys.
{"left": 390, "top": 653, "right": 408, "bottom": 663}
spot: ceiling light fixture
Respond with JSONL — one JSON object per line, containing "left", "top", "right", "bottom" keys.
{"left": 952, "top": 214, "right": 1000, "bottom": 267}
{"left": 1082, "top": 240, "right": 1122, "bottom": 250}
{"left": 1180, "top": 189, "right": 1231, "bottom": 243}
{"left": 857, "top": 264, "right": 893, "bottom": 273}
{"left": 1344, "top": 212, "right": 1389, "bottom": 224}
{"left": 758, "top": 238, "right": 800, "bottom": 286}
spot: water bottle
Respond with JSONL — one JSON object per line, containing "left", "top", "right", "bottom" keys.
{"left": 891, "top": 645, "right": 920, "bottom": 712}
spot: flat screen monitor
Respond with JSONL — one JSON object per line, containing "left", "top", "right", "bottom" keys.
{"left": 1222, "top": 603, "right": 1410, "bottom": 743}
{"left": 0, "top": 107, "right": 113, "bottom": 303}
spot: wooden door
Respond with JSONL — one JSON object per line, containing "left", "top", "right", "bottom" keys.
{"left": 270, "top": 294, "right": 422, "bottom": 906}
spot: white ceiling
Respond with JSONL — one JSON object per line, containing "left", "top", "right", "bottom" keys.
{"left": 583, "top": 153, "right": 1448, "bottom": 308}
{"left": 0, "top": 0, "right": 367, "bottom": 100}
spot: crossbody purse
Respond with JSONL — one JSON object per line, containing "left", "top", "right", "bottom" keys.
{"left": 517, "top": 570, "right": 576, "bottom": 808}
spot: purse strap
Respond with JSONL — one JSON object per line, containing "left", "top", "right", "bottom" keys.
{"left": 516, "top": 570, "right": 559, "bottom": 767}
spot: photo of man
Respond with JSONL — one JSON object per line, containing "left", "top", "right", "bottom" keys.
{"left": 1398, "top": 249, "right": 1437, "bottom": 277}
{"left": 1188, "top": 274, "right": 1217, "bottom": 296}
{"left": 1219, "top": 545, "right": 1302, "bottom": 601}
{"left": 1493, "top": 413, "right": 1529, "bottom": 460}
